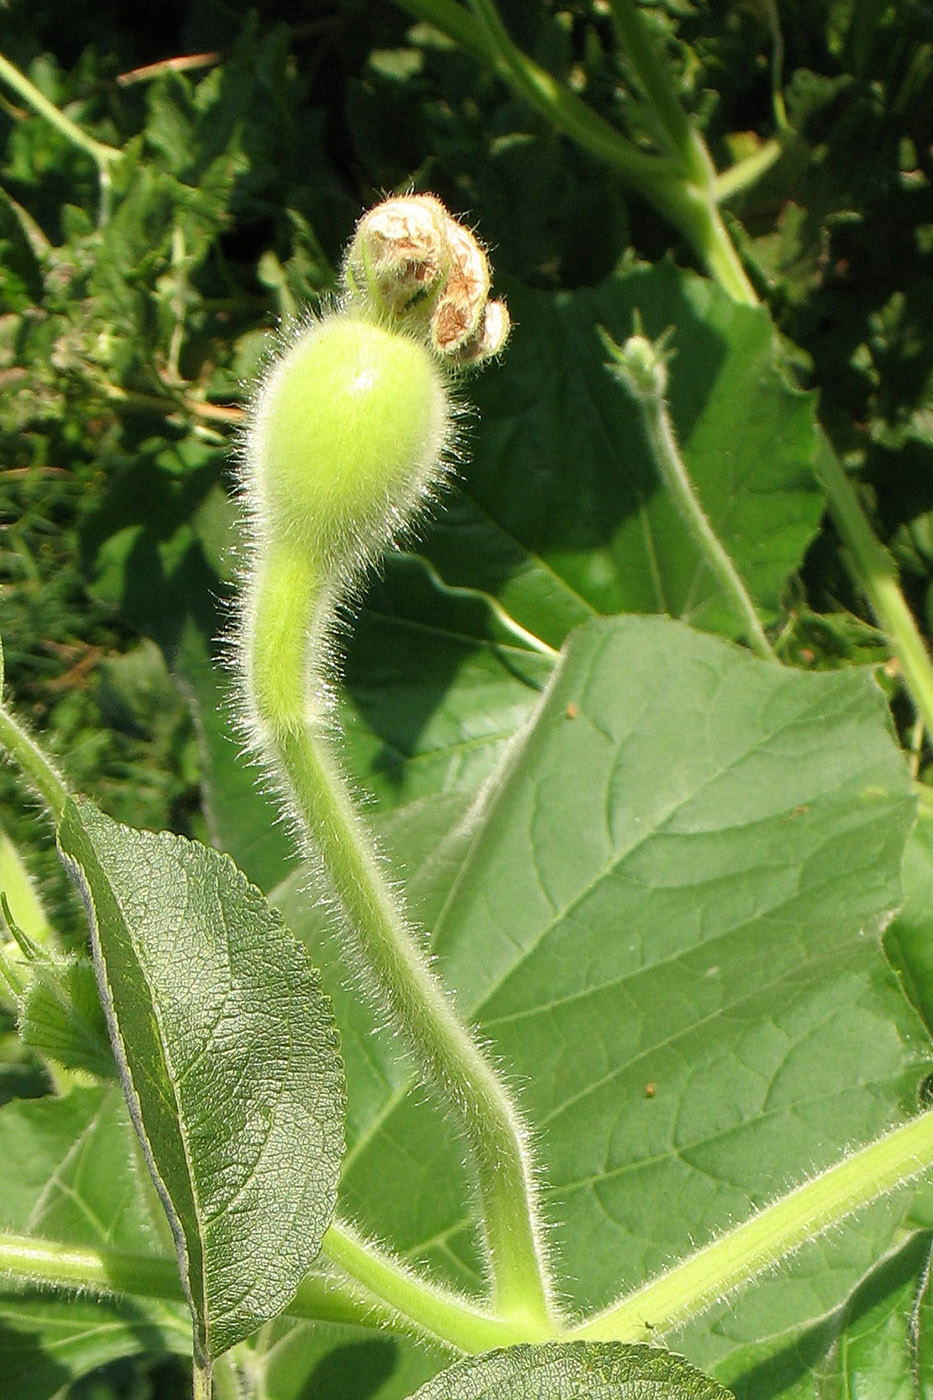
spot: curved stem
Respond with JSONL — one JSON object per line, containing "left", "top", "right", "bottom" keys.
{"left": 0, "top": 704, "right": 69, "bottom": 820}
{"left": 0, "top": 1226, "right": 543, "bottom": 1352}
{"left": 246, "top": 543, "right": 554, "bottom": 1328}
{"left": 569, "top": 1109, "right": 933, "bottom": 1342}
{"left": 604, "top": 333, "right": 777, "bottom": 662}
{"left": 322, "top": 1219, "right": 549, "bottom": 1349}
{"left": 648, "top": 394, "right": 775, "bottom": 660}
{"left": 0, "top": 49, "right": 121, "bottom": 169}
{"left": 815, "top": 434, "right": 933, "bottom": 744}
{"left": 466, "top": 0, "right": 677, "bottom": 188}
{"left": 606, "top": 0, "right": 706, "bottom": 180}
{"left": 399, "top": 0, "right": 676, "bottom": 192}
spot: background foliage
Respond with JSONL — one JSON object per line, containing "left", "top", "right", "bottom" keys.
{"left": 1, "top": 1, "right": 932, "bottom": 1397}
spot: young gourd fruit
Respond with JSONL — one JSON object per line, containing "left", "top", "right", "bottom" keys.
{"left": 248, "top": 311, "right": 450, "bottom": 582}
{"left": 240, "top": 196, "right": 509, "bottom": 737}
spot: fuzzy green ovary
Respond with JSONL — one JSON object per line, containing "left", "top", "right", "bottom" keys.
{"left": 253, "top": 316, "right": 448, "bottom": 578}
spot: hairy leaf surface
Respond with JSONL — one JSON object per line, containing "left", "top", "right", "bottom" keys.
{"left": 403, "top": 1342, "right": 732, "bottom": 1399}
{"left": 57, "top": 799, "right": 345, "bottom": 1361}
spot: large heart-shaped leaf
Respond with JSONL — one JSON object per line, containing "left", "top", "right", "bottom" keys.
{"left": 270, "top": 616, "right": 928, "bottom": 1395}
{"left": 58, "top": 799, "right": 346, "bottom": 1362}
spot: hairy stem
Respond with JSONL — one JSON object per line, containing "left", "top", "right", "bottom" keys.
{"left": 569, "top": 1109, "right": 933, "bottom": 1341}
{"left": 648, "top": 396, "right": 777, "bottom": 661}
{"left": 323, "top": 1219, "right": 548, "bottom": 1349}
{"left": 608, "top": 340, "right": 777, "bottom": 663}
{"left": 192, "top": 1361, "right": 212, "bottom": 1400}
{"left": 8, "top": 1105, "right": 933, "bottom": 1350}
{"left": 246, "top": 545, "right": 553, "bottom": 1328}
{"left": 0, "top": 704, "right": 69, "bottom": 820}
{"left": 0, "top": 1226, "right": 536, "bottom": 1351}
{"left": 0, "top": 1232, "right": 185, "bottom": 1302}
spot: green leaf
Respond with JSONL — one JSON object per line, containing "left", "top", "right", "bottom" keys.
{"left": 402, "top": 1343, "right": 732, "bottom": 1399}
{"left": 424, "top": 263, "right": 825, "bottom": 646}
{"left": 677, "top": 1226, "right": 933, "bottom": 1398}
{"left": 885, "top": 813, "right": 933, "bottom": 1038}
{"left": 0, "top": 822, "right": 51, "bottom": 945}
{"left": 57, "top": 798, "right": 346, "bottom": 1362}
{"left": 294, "top": 615, "right": 926, "bottom": 1376}
{"left": 19, "top": 951, "right": 115, "bottom": 1078}
{"left": 0, "top": 189, "right": 44, "bottom": 313}
{"left": 0, "top": 1085, "right": 190, "bottom": 1399}
{"left": 243, "top": 1318, "right": 448, "bottom": 1400}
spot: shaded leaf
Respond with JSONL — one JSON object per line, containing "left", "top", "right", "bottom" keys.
{"left": 425, "top": 263, "right": 825, "bottom": 646}
{"left": 0, "top": 1085, "right": 189, "bottom": 1399}
{"left": 19, "top": 951, "right": 114, "bottom": 1078}
{"left": 885, "top": 812, "right": 933, "bottom": 1039}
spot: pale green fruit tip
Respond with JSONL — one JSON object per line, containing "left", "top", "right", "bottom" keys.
{"left": 249, "top": 312, "right": 450, "bottom": 577}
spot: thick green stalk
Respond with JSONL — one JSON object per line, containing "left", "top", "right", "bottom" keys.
{"left": 0, "top": 1232, "right": 185, "bottom": 1302}
{"left": 0, "top": 1225, "right": 541, "bottom": 1351}
{"left": 815, "top": 435, "right": 933, "bottom": 743}
{"left": 323, "top": 1219, "right": 549, "bottom": 1349}
{"left": 247, "top": 546, "right": 553, "bottom": 1328}
{"left": 569, "top": 1109, "right": 933, "bottom": 1341}
{"left": 8, "top": 1102, "right": 933, "bottom": 1349}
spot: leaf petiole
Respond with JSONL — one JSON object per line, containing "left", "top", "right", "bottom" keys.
{"left": 602, "top": 328, "right": 778, "bottom": 663}
{"left": 570, "top": 1109, "right": 933, "bottom": 1341}
{"left": 0, "top": 703, "right": 69, "bottom": 821}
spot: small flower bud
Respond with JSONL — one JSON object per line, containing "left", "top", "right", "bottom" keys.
{"left": 343, "top": 196, "right": 449, "bottom": 321}
{"left": 342, "top": 195, "right": 509, "bottom": 367}
{"left": 601, "top": 324, "right": 674, "bottom": 400}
